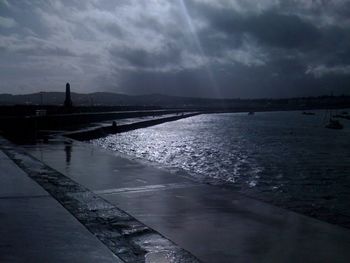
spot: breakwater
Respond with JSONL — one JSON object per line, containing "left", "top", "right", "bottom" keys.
{"left": 65, "top": 113, "right": 199, "bottom": 141}
{"left": 0, "top": 109, "right": 187, "bottom": 142}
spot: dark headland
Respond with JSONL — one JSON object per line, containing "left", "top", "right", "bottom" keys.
{"left": 1, "top": 90, "right": 350, "bottom": 142}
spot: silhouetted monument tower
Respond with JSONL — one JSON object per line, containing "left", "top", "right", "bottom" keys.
{"left": 64, "top": 82, "right": 73, "bottom": 108}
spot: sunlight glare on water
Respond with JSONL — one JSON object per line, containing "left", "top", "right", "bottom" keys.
{"left": 92, "top": 111, "right": 350, "bottom": 227}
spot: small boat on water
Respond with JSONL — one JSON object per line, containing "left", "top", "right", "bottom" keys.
{"left": 325, "top": 119, "right": 343, "bottom": 130}
{"left": 333, "top": 114, "right": 350, "bottom": 120}
{"left": 302, "top": 111, "right": 315, "bottom": 115}
{"left": 248, "top": 111, "right": 255, "bottom": 115}
{"left": 323, "top": 106, "right": 344, "bottom": 130}
{"left": 339, "top": 115, "right": 350, "bottom": 120}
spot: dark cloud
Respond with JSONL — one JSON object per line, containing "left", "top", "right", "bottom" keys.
{"left": 111, "top": 46, "right": 182, "bottom": 70}
{"left": 187, "top": 1, "right": 321, "bottom": 50}
{"left": 245, "top": 12, "right": 320, "bottom": 49}
{"left": 0, "top": 0, "right": 350, "bottom": 98}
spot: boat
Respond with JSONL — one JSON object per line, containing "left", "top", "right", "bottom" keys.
{"left": 324, "top": 105, "right": 344, "bottom": 130}
{"left": 302, "top": 111, "right": 315, "bottom": 115}
{"left": 333, "top": 112, "right": 350, "bottom": 120}
{"left": 248, "top": 111, "right": 255, "bottom": 115}
{"left": 325, "top": 119, "right": 343, "bottom": 129}
{"left": 339, "top": 115, "right": 350, "bottom": 120}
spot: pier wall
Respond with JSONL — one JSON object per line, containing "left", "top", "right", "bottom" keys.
{"left": 65, "top": 113, "right": 199, "bottom": 141}
{"left": 0, "top": 109, "right": 185, "bottom": 142}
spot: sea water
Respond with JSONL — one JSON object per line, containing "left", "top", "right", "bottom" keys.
{"left": 92, "top": 111, "right": 350, "bottom": 227}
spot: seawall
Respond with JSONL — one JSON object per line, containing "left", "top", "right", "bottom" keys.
{"left": 65, "top": 113, "right": 200, "bottom": 141}
{"left": 0, "top": 109, "right": 188, "bottom": 142}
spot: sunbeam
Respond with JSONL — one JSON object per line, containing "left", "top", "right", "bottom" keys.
{"left": 178, "top": 0, "right": 222, "bottom": 98}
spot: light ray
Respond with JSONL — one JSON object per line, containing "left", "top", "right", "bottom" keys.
{"left": 178, "top": 0, "right": 222, "bottom": 98}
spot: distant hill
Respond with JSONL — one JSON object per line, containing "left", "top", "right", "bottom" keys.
{"left": 0, "top": 92, "right": 221, "bottom": 107}
{"left": 0, "top": 92, "right": 349, "bottom": 111}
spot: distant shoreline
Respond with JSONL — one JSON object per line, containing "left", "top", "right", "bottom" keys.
{"left": 0, "top": 93, "right": 349, "bottom": 115}
{"left": 0, "top": 102, "right": 349, "bottom": 117}
{"left": 0, "top": 105, "right": 349, "bottom": 143}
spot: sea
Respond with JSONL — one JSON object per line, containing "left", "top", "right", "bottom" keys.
{"left": 91, "top": 110, "right": 350, "bottom": 228}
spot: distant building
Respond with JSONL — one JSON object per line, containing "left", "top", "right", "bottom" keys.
{"left": 64, "top": 82, "right": 73, "bottom": 108}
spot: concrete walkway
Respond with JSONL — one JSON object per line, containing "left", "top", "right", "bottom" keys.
{"left": 0, "top": 150, "right": 122, "bottom": 263}
{"left": 21, "top": 137, "right": 350, "bottom": 263}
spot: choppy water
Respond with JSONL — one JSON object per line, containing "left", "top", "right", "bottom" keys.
{"left": 92, "top": 111, "right": 350, "bottom": 228}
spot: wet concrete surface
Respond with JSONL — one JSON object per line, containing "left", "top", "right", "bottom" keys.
{"left": 25, "top": 140, "right": 187, "bottom": 191}
{"left": 22, "top": 138, "right": 350, "bottom": 263}
{"left": 104, "top": 184, "right": 350, "bottom": 263}
{"left": 1, "top": 140, "right": 200, "bottom": 262}
{"left": 0, "top": 150, "right": 48, "bottom": 198}
{"left": 0, "top": 198, "right": 122, "bottom": 263}
{"left": 0, "top": 148, "right": 121, "bottom": 263}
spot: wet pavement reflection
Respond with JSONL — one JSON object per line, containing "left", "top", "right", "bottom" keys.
{"left": 23, "top": 137, "right": 350, "bottom": 263}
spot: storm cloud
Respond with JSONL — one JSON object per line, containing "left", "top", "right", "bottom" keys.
{"left": 0, "top": 0, "right": 349, "bottom": 98}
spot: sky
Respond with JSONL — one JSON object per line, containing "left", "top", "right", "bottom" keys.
{"left": 0, "top": 0, "right": 350, "bottom": 98}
